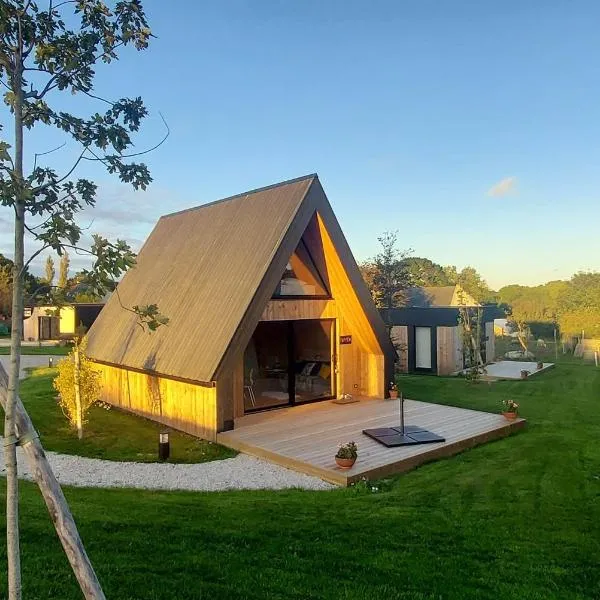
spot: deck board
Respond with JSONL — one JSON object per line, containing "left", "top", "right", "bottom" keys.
{"left": 217, "top": 398, "right": 525, "bottom": 485}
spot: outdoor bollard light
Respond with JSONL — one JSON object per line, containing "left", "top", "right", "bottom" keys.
{"left": 158, "top": 431, "right": 170, "bottom": 461}
{"left": 48, "top": 357, "right": 53, "bottom": 368}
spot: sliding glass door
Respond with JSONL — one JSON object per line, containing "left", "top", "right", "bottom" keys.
{"left": 243, "top": 319, "right": 335, "bottom": 412}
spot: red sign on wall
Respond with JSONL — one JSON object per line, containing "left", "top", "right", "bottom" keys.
{"left": 340, "top": 335, "right": 352, "bottom": 345}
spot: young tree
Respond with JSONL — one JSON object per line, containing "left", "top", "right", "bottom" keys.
{"left": 0, "top": 2, "right": 166, "bottom": 598}
{"left": 369, "top": 231, "right": 412, "bottom": 310}
{"left": 53, "top": 335, "right": 100, "bottom": 440}
{"left": 57, "top": 250, "right": 69, "bottom": 289}
{"left": 44, "top": 254, "right": 55, "bottom": 286}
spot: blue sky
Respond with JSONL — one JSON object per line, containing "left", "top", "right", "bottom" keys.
{"left": 1, "top": 0, "right": 599, "bottom": 289}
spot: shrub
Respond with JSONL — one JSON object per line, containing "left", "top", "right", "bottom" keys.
{"left": 53, "top": 337, "right": 101, "bottom": 439}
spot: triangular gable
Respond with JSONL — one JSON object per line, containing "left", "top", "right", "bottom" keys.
{"left": 87, "top": 175, "right": 394, "bottom": 384}
{"left": 213, "top": 178, "right": 395, "bottom": 380}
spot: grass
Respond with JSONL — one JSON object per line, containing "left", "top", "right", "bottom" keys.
{"left": 1, "top": 354, "right": 599, "bottom": 598}
{"left": 18, "top": 367, "right": 236, "bottom": 463}
{"left": 0, "top": 345, "right": 71, "bottom": 355}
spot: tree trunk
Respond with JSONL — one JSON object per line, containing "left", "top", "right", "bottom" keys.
{"left": 5, "top": 53, "right": 25, "bottom": 600}
{"left": 0, "top": 364, "right": 106, "bottom": 600}
{"left": 74, "top": 345, "right": 83, "bottom": 439}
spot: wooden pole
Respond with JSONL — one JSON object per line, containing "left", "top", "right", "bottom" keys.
{"left": 0, "top": 363, "right": 106, "bottom": 600}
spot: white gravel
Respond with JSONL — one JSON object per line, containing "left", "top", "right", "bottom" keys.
{"left": 0, "top": 444, "right": 334, "bottom": 492}
{"left": 0, "top": 354, "right": 334, "bottom": 491}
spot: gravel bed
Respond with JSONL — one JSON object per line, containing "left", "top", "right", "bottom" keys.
{"left": 0, "top": 355, "right": 334, "bottom": 491}
{"left": 0, "top": 444, "right": 334, "bottom": 491}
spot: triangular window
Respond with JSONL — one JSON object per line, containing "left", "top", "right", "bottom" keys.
{"left": 273, "top": 239, "right": 329, "bottom": 297}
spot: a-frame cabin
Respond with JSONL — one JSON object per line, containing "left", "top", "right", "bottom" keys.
{"left": 86, "top": 175, "right": 395, "bottom": 441}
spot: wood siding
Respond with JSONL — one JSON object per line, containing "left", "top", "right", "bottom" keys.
{"left": 436, "top": 326, "right": 463, "bottom": 375}
{"left": 485, "top": 321, "right": 495, "bottom": 362}
{"left": 390, "top": 325, "right": 408, "bottom": 372}
{"left": 219, "top": 297, "right": 386, "bottom": 423}
{"left": 94, "top": 362, "right": 218, "bottom": 441}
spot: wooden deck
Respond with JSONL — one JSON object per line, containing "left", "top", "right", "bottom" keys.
{"left": 217, "top": 398, "right": 525, "bottom": 486}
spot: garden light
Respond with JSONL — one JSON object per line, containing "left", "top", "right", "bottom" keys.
{"left": 158, "top": 431, "right": 170, "bottom": 461}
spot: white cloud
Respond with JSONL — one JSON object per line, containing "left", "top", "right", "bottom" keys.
{"left": 487, "top": 176, "right": 517, "bottom": 197}
{"left": 0, "top": 183, "right": 192, "bottom": 276}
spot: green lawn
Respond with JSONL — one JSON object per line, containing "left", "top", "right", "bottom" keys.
{"left": 18, "top": 368, "right": 236, "bottom": 463}
{"left": 0, "top": 345, "right": 71, "bottom": 355}
{"left": 1, "top": 355, "right": 599, "bottom": 599}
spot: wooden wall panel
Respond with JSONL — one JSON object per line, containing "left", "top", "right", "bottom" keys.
{"left": 94, "top": 362, "right": 218, "bottom": 441}
{"left": 390, "top": 326, "right": 408, "bottom": 372}
{"left": 485, "top": 321, "right": 495, "bottom": 362}
{"left": 261, "top": 299, "right": 337, "bottom": 321}
{"left": 437, "top": 326, "right": 462, "bottom": 376}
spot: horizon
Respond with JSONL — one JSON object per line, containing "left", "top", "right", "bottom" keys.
{"left": 1, "top": 1, "right": 599, "bottom": 289}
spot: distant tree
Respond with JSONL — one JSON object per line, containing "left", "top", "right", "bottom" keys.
{"left": 0, "top": 254, "right": 38, "bottom": 315}
{"left": 0, "top": 266, "right": 11, "bottom": 317}
{"left": 445, "top": 265, "right": 494, "bottom": 304}
{"left": 557, "top": 272, "right": 600, "bottom": 338}
{"left": 401, "top": 257, "right": 451, "bottom": 287}
{"left": 498, "top": 280, "right": 569, "bottom": 340}
{"left": 57, "top": 252, "right": 70, "bottom": 289}
{"left": 44, "top": 255, "right": 55, "bottom": 287}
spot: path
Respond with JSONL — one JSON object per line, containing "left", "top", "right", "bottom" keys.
{"left": 0, "top": 445, "right": 334, "bottom": 491}
{"left": 0, "top": 354, "right": 57, "bottom": 378}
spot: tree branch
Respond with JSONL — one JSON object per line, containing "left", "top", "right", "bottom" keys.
{"left": 26, "top": 40, "right": 127, "bottom": 101}
{"left": 32, "top": 141, "right": 66, "bottom": 171}
{"left": 32, "top": 145, "right": 89, "bottom": 194}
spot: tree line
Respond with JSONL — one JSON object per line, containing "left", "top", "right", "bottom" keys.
{"left": 359, "top": 231, "right": 600, "bottom": 339}
{"left": 0, "top": 251, "right": 105, "bottom": 323}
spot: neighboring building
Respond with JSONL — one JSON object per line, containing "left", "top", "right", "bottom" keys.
{"left": 86, "top": 174, "right": 395, "bottom": 441}
{"left": 23, "top": 303, "right": 105, "bottom": 342}
{"left": 382, "top": 285, "right": 501, "bottom": 376}
{"left": 494, "top": 318, "right": 509, "bottom": 336}
{"left": 404, "top": 285, "right": 478, "bottom": 308}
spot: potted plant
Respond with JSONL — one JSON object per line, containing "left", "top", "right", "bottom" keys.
{"left": 389, "top": 381, "right": 399, "bottom": 399}
{"left": 520, "top": 369, "right": 529, "bottom": 379}
{"left": 335, "top": 441, "right": 358, "bottom": 469}
{"left": 501, "top": 399, "right": 519, "bottom": 420}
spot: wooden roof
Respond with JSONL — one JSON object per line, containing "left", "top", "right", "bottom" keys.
{"left": 405, "top": 285, "right": 479, "bottom": 308}
{"left": 87, "top": 174, "right": 394, "bottom": 384}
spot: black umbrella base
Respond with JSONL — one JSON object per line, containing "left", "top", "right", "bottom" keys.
{"left": 363, "top": 425, "right": 445, "bottom": 447}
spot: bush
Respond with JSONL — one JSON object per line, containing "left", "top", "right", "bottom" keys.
{"left": 53, "top": 337, "right": 101, "bottom": 438}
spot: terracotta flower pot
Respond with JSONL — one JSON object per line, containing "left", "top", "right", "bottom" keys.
{"left": 389, "top": 390, "right": 398, "bottom": 399}
{"left": 502, "top": 411, "right": 518, "bottom": 420}
{"left": 520, "top": 370, "right": 529, "bottom": 379}
{"left": 335, "top": 456, "right": 356, "bottom": 469}
{"left": 537, "top": 362, "right": 543, "bottom": 370}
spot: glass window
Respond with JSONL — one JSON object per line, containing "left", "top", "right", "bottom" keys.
{"left": 273, "top": 240, "right": 328, "bottom": 297}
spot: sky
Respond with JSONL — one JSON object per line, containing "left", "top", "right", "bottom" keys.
{"left": 1, "top": 0, "right": 599, "bottom": 290}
